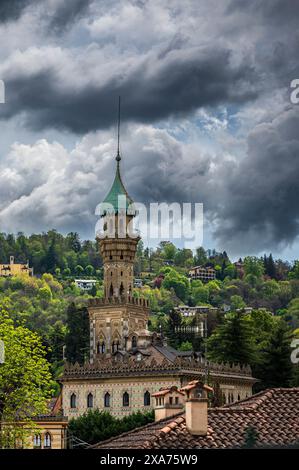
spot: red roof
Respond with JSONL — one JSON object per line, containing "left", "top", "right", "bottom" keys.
{"left": 94, "top": 388, "right": 299, "bottom": 449}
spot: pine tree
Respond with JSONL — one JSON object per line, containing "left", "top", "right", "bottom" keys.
{"left": 258, "top": 320, "right": 293, "bottom": 388}
{"left": 207, "top": 312, "right": 257, "bottom": 366}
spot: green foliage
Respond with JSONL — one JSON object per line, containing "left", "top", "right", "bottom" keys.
{"left": 162, "top": 268, "right": 189, "bottom": 302}
{"left": 178, "top": 341, "right": 193, "bottom": 351}
{"left": 68, "top": 409, "right": 154, "bottom": 445}
{"left": 207, "top": 311, "right": 257, "bottom": 366}
{"left": 256, "top": 320, "right": 294, "bottom": 389}
{"left": 0, "top": 310, "right": 53, "bottom": 447}
{"left": 65, "top": 302, "right": 90, "bottom": 364}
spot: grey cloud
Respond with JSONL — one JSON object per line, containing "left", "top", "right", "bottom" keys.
{"left": 0, "top": 0, "right": 36, "bottom": 22}
{"left": 0, "top": 46, "right": 257, "bottom": 133}
{"left": 213, "top": 106, "right": 299, "bottom": 254}
{"left": 46, "top": 0, "right": 92, "bottom": 33}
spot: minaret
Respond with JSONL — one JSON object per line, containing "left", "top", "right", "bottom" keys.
{"left": 88, "top": 98, "right": 150, "bottom": 363}
{"left": 98, "top": 97, "right": 140, "bottom": 299}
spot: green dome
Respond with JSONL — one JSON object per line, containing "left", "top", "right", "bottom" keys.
{"left": 100, "top": 157, "right": 135, "bottom": 216}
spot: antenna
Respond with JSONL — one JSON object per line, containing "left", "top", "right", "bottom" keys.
{"left": 116, "top": 96, "right": 121, "bottom": 161}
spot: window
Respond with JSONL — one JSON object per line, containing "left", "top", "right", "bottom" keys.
{"left": 44, "top": 433, "right": 51, "bottom": 449}
{"left": 144, "top": 391, "right": 150, "bottom": 406}
{"left": 97, "top": 342, "right": 100, "bottom": 354}
{"left": 132, "top": 336, "right": 137, "bottom": 348}
{"left": 123, "top": 392, "right": 129, "bottom": 407}
{"left": 109, "top": 283, "right": 114, "bottom": 296}
{"left": 101, "top": 342, "right": 105, "bottom": 353}
{"left": 104, "top": 392, "right": 110, "bottom": 408}
{"left": 87, "top": 393, "right": 93, "bottom": 408}
{"left": 120, "top": 282, "right": 124, "bottom": 296}
{"left": 33, "top": 434, "right": 41, "bottom": 449}
{"left": 175, "top": 397, "right": 179, "bottom": 405}
{"left": 70, "top": 393, "right": 77, "bottom": 409}
{"left": 169, "top": 396, "right": 173, "bottom": 405}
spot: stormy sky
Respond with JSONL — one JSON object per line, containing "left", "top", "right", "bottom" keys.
{"left": 0, "top": 0, "right": 298, "bottom": 258}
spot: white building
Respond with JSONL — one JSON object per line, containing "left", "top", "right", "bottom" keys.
{"left": 74, "top": 279, "right": 97, "bottom": 291}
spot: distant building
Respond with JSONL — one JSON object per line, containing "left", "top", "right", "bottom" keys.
{"left": 188, "top": 265, "right": 216, "bottom": 282}
{"left": 175, "top": 305, "right": 218, "bottom": 317}
{"left": 134, "top": 278, "right": 143, "bottom": 288}
{"left": 0, "top": 256, "right": 33, "bottom": 277}
{"left": 74, "top": 279, "right": 97, "bottom": 291}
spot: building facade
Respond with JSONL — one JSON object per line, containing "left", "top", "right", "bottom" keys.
{"left": 188, "top": 266, "right": 216, "bottom": 282}
{"left": 0, "top": 256, "right": 33, "bottom": 277}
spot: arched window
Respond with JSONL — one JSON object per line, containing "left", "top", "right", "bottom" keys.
{"left": 144, "top": 391, "right": 150, "bottom": 406}
{"left": 101, "top": 342, "right": 105, "bottom": 353}
{"left": 120, "top": 282, "right": 124, "bottom": 296}
{"left": 238, "top": 394, "right": 240, "bottom": 401}
{"left": 104, "top": 392, "right": 110, "bottom": 408}
{"left": 132, "top": 336, "right": 137, "bottom": 348}
{"left": 70, "top": 393, "right": 76, "bottom": 409}
{"left": 33, "top": 434, "right": 41, "bottom": 449}
{"left": 87, "top": 393, "right": 93, "bottom": 408}
{"left": 97, "top": 342, "right": 100, "bottom": 354}
{"left": 44, "top": 433, "right": 51, "bottom": 449}
{"left": 123, "top": 392, "right": 129, "bottom": 407}
{"left": 116, "top": 341, "right": 120, "bottom": 351}
{"left": 109, "top": 283, "right": 114, "bottom": 296}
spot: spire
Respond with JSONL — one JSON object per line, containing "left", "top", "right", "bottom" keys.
{"left": 100, "top": 97, "right": 135, "bottom": 216}
{"left": 116, "top": 96, "right": 121, "bottom": 163}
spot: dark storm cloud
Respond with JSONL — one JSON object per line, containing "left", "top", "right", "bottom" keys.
{"left": 0, "top": 0, "right": 36, "bottom": 22}
{"left": 47, "top": 0, "right": 92, "bottom": 32}
{"left": 213, "top": 106, "right": 299, "bottom": 253}
{"left": 0, "top": 46, "right": 257, "bottom": 133}
{"left": 228, "top": 0, "right": 299, "bottom": 25}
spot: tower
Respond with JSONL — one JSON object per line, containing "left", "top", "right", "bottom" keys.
{"left": 88, "top": 100, "right": 151, "bottom": 362}
{"left": 98, "top": 152, "right": 139, "bottom": 300}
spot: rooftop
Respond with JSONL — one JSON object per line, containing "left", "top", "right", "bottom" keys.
{"left": 93, "top": 388, "right": 299, "bottom": 449}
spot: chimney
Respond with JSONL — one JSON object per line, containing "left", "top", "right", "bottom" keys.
{"left": 152, "top": 386, "right": 184, "bottom": 421}
{"left": 180, "top": 381, "right": 213, "bottom": 436}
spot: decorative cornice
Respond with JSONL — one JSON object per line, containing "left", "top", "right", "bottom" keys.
{"left": 88, "top": 296, "right": 150, "bottom": 308}
{"left": 61, "top": 357, "right": 255, "bottom": 382}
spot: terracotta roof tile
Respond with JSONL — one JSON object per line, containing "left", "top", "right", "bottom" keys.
{"left": 94, "top": 388, "right": 299, "bottom": 449}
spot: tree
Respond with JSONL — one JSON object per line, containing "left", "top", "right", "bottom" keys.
{"left": 0, "top": 311, "right": 53, "bottom": 447}
{"left": 162, "top": 268, "right": 189, "bottom": 302}
{"left": 263, "top": 253, "right": 276, "bottom": 279}
{"left": 244, "top": 256, "right": 264, "bottom": 278}
{"left": 85, "top": 265, "right": 94, "bottom": 276}
{"left": 161, "top": 242, "right": 177, "bottom": 261}
{"left": 194, "top": 247, "right": 208, "bottom": 266}
{"left": 65, "top": 303, "right": 90, "bottom": 364}
{"left": 257, "top": 320, "right": 294, "bottom": 389}
{"left": 75, "top": 265, "right": 84, "bottom": 276}
{"left": 207, "top": 312, "right": 257, "bottom": 366}
{"left": 230, "top": 295, "right": 246, "bottom": 310}
{"left": 68, "top": 409, "right": 154, "bottom": 445}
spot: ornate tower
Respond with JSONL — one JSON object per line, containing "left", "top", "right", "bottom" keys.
{"left": 88, "top": 101, "right": 151, "bottom": 363}
{"left": 99, "top": 152, "right": 139, "bottom": 300}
